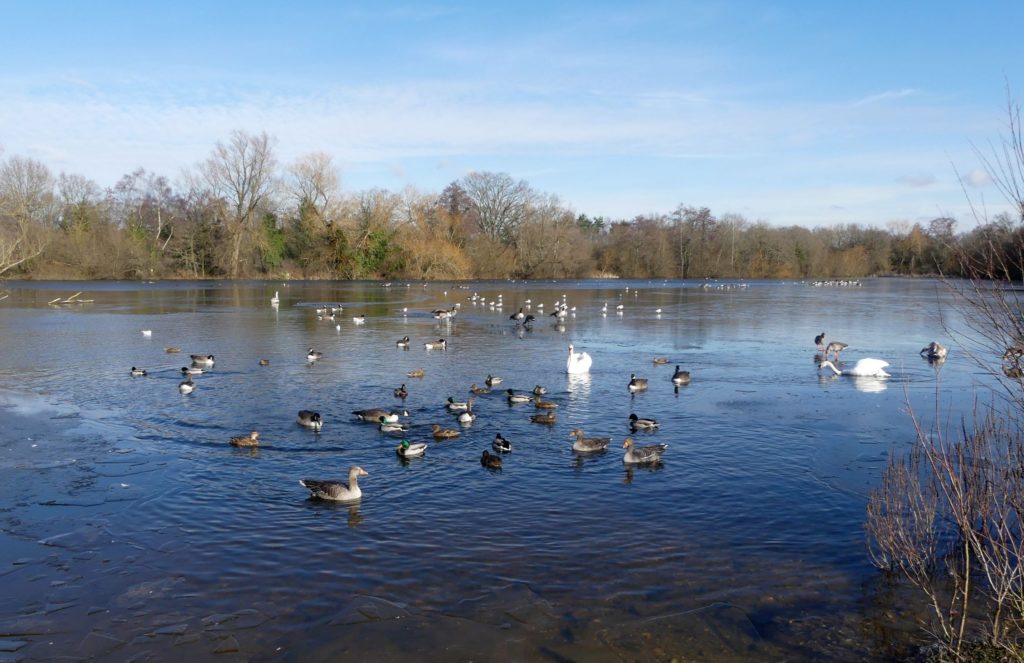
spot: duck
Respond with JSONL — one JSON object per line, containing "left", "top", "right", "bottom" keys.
{"left": 446, "top": 397, "right": 470, "bottom": 412}
{"left": 165, "top": 346, "right": 181, "bottom": 353}
{"left": 506, "top": 389, "right": 532, "bottom": 404}
{"left": 424, "top": 339, "right": 447, "bottom": 350}
{"left": 299, "top": 466, "right": 367, "bottom": 502}
{"left": 396, "top": 336, "right": 410, "bottom": 348}
{"left": 480, "top": 450, "right": 503, "bottom": 469}
{"left": 652, "top": 357, "right": 669, "bottom": 365}
{"left": 532, "top": 385, "right": 547, "bottom": 395}
{"left": 623, "top": 437, "right": 668, "bottom": 464}
{"left": 814, "top": 332, "right": 827, "bottom": 351}
{"left": 407, "top": 368, "right": 425, "bottom": 378}
{"left": 469, "top": 383, "right": 491, "bottom": 395}
{"left": 628, "top": 413, "right": 660, "bottom": 430}
{"left": 569, "top": 428, "right": 611, "bottom": 453}
{"left": 297, "top": 410, "right": 323, "bottom": 431}
{"left": 130, "top": 366, "right": 147, "bottom": 377}
{"left": 533, "top": 396, "right": 558, "bottom": 409}
{"left": 458, "top": 407, "right": 476, "bottom": 424}
{"left": 492, "top": 433, "right": 512, "bottom": 453}
{"left": 671, "top": 366, "right": 691, "bottom": 386}
{"left": 178, "top": 375, "right": 195, "bottom": 394}
{"left": 396, "top": 439, "right": 427, "bottom": 458}
{"left": 230, "top": 431, "right": 260, "bottom": 447}
{"left": 379, "top": 416, "right": 409, "bottom": 433}
{"left": 431, "top": 423, "right": 460, "bottom": 440}
{"left": 530, "top": 411, "right": 556, "bottom": 425}
{"left": 181, "top": 366, "right": 204, "bottom": 376}
{"left": 394, "top": 384, "right": 408, "bottom": 399}
{"left": 819, "top": 358, "right": 890, "bottom": 378}
{"left": 920, "top": 341, "right": 948, "bottom": 361}
{"left": 307, "top": 348, "right": 323, "bottom": 362}
{"left": 353, "top": 408, "right": 408, "bottom": 423}
{"left": 824, "top": 341, "right": 848, "bottom": 361}
{"left": 352, "top": 315, "right": 366, "bottom": 325}
{"left": 627, "top": 374, "right": 649, "bottom": 392}
{"left": 566, "top": 344, "right": 592, "bottom": 374}
{"left": 485, "top": 374, "right": 503, "bottom": 386}
{"left": 190, "top": 354, "right": 215, "bottom": 365}
{"left": 259, "top": 359, "right": 270, "bottom": 366}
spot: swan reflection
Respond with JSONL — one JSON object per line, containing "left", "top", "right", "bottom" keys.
{"left": 851, "top": 376, "right": 888, "bottom": 394}
{"left": 567, "top": 372, "right": 592, "bottom": 398}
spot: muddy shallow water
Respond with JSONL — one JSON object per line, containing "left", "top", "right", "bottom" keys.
{"left": 0, "top": 278, "right": 977, "bottom": 661}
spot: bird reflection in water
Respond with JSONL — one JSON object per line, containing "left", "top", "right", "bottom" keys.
{"left": 623, "top": 463, "right": 664, "bottom": 485}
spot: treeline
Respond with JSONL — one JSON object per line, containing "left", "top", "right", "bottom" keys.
{"left": 1, "top": 130, "right": 1022, "bottom": 281}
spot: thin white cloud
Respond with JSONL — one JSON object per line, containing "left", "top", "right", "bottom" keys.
{"left": 853, "top": 88, "right": 918, "bottom": 107}
{"left": 964, "top": 168, "right": 992, "bottom": 187}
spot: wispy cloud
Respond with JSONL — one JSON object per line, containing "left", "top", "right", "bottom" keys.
{"left": 853, "top": 88, "right": 918, "bottom": 107}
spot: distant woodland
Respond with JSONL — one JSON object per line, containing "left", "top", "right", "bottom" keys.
{"left": 1, "top": 130, "right": 1022, "bottom": 282}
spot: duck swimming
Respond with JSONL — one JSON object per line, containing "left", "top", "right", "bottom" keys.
{"left": 530, "top": 411, "right": 556, "bottom": 425}
{"left": 485, "top": 374, "right": 503, "bottom": 386}
{"left": 379, "top": 416, "right": 409, "bottom": 433}
{"left": 299, "top": 466, "right": 367, "bottom": 502}
{"left": 431, "top": 423, "right": 461, "bottom": 440}
{"left": 394, "top": 384, "right": 408, "bottom": 399}
{"left": 130, "top": 367, "right": 147, "bottom": 377}
{"left": 623, "top": 437, "right": 668, "bottom": 464}
{"left": 297, "top": 410, "right": 323, "bottom": 431}
{"left": 480, "top": 450, "right": 503, "bottom": 469}
{"left": 446, "top": 397, "right": 470, "bottom": 412}
{"left": 628, "top": 413, "right": 659, "bottom": 430}
{"left": 178, "top": 375, "right": 195, "bottom": 394}
{"left": 533, "top": 396, "right": 558, "bottom": 409}
{"left": 407, "top": 368, "right": 425, "bottom": 378}
{"left": 181, "top": 366, "right": 203, "bottom": 375}
{"left": 395, "top": 439, "right": 427, "bottom": 458}
{"left": 424, "top": 339, "right": 447, "bottom": 350}
{"left": 492, "top": 433, "right": 512, "bottom": 452}
{"left": 920, "top": 341, "right": 948, "bottom": 361}
{"left": 506, "top": 389, "right": 532, "bottom": 404}
{"left": 230, "top": 431, "right": 260, "bottom": 447}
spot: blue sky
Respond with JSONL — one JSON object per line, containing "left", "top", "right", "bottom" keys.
{"left": 1, "top": 1, "right": 1021, "bottom": 228}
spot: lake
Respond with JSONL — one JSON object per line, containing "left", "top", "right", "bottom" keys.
{"left": 0, "top": 278, "right": 980, "bottom": 661}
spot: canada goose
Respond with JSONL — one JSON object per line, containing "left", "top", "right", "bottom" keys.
{"left": 671, "top": 366, "right": 691, "bottom": 385}
{"left": 230, "top": 431, "right": 260, "bottom": 447}
{"left": 814, "top": 332, "right": 827, "bottom": 351}
{"left": 623, "top": 437, "right": 668, "bottom": 464}
{"left": 424, "top": 339, "right": 447, "bottom": 350}
{"left": 178, "top": 375, "right": 195, "bottom": 394}
{"left": 299, "top": 466, "right": 367, "bottom": 502}
{"left": 394, "top": 384, "right": 408, "bottom": 399}
{"left": 628, "top": 374, "right": 649, "bottom": 392}
{"left": 307, "top": 348, "right": 323, "bottom": 362}
{"left": 396, "top": 336, "right": 410, "bottom": 348}
{"left": 130, "top": 367, "right": 147, "bottom": 377}
{"left": 297, "top": 410, "right": 323, "bottom": 431}
{"left": 191, "top": 354, "right": 215, "bottom": 365}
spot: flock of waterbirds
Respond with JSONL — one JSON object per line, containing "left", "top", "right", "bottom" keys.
{"left": 127, "top": 285, "right": 951, "bottom": 504}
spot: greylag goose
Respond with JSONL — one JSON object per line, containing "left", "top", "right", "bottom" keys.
{"left": 623, "top": 437, "right": 668, "bottom": 464}
{"left": 299, "top": 466, "right": 367, "bottom": 502}
{"left": 824, "top": 341, "right": 848, "bottom": 361}
{"left": 569, "top": 428, "right": 610, "bottom": 453}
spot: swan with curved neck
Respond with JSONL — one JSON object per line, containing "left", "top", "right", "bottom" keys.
{"left": 819, "top": 358, "right": 890, "bottom": 378}
{"left": 567, "top": 344, "right": 592, "bottom": 374}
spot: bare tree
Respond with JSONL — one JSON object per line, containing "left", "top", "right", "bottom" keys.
{"left": 199, "top": 130, "right": 278, "bottom": 277}
{"left": 0, "top": 155, "right": 56, "bottom": 276}
{"left": 460, "top": 171, "right": 530, "bottom": 244}
{"left": 287, "top": 151, "right": 339, "bottom": 227}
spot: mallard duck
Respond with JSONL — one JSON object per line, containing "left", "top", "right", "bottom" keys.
{"left": 623, "top": 437, "right": 668, "bottom": 464}
{"left": 407, "top": 368, "right": 425, "bottom": 378}
{"left": 446, "top": 397, "right": 470, "bottom": 412}
{"left": 532, "top": 385, "right": 547, "bottom": 395}
{"left": 297, "top": 410, "right": 323, "bottom": 431}
{"left": 394, "top": 384, "right": 408, "bottom": 399}
{"left": 628, "top": 413, "right": 659, "bottom": 430}
{"left": 492, "top": 433, "right": 512, "bottom": 453}
{"left": 259, "top": 359, "right": 270, "bottom": 366}
{"left": 485, "top": 374, "right": 503, "bottom": 386}
{"left": 431, "top": 423, "right": 460, "bottom": 440}
{"left": 671, "top": 366, "right": 691, "bottom": 385}
{"left": 480, "top": 450, "right": 503, "bottom": 469}
{"left": 299, "top": 466, "right": 367, "bottom": 502}
{"left": 165, "top": 346, "right": 181, "bottom": 353}
{"left": 353, "top": 408, "right": 408, "bottom": 423}
{"left": 530, "top": 411, "right": 556, "bottom": 425}
{"left": 653, "top": 357, "right": 669, "bottom": 365}
{"left": 628, "top": 374, "right": 649, "bottom": 392}
{"left": 825, "top": 341, "right": 848, "bottom": 361}
{"left": 307, "top": 348, "right": 323, "bottom": 362}
{"left": 178, "top": 376, "right": 195, "bottom": 394}
{"left": 458, "top": 405, "right": 476, "bottom": 424}
{"left": 469, "top": 383, "right": 491, "bottom": 395}
{"left": 396, "top": 336, "right": 410, "bottom": 348}
{"left": 379, "top": 416, "right": 409, "bottom": 433}
{"left": 230, "top": 431, "right": 260, "bottom": 447}
{"left": 920, "top": 341, "right": 948, "bottom": 360}
{"left": 506, "top": 389, "right": 532, "bottom": 404}
{"left": 533, "top": 396, "right": 558, "bottom": 409}
{"left": 130, "top": 366, "right": 147, "bottom": 377}
{"left": 424, "top": 339, "right": 447, "bottom": 350}
{"left": 191, "top": 354, "right": 215, "bottom": 365}
{"left": 569, "top": 428, "right": 610, "bottom": 453}
{"left": 181, "top": 366, "right": 203, "bottom": 375}
{"left": 395, "top": 439, "right": 427, "bottom": 458}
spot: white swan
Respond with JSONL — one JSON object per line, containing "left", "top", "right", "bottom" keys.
{"left": 270, "top": 291, "right": 279, "bottom": 305}
{"left": 567, "top": 344, "right": 592, "bottom": 374}
{"left": 819, "top": 358, "right": 890, "bottom": 378}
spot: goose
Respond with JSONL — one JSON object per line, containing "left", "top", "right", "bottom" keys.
{"left": 569, "top": 428, "right": 611, "bottom": 453}
{"left": 230, "top": 431, "right": 260, "bottom": 447}
{"left": 396, "top": 336, "right": 410, "bottom": 348}
{"left": 530, "top": 411, "right": 556, "bottom": 425}
{"left": 814, "top": 332, "right": 827, "bottom": 351}
{"left": 191, "top": 354, "right": 215, "bottom": 365}
{"left": 523, "top": 314, "right": 536, "bottom": 325}
{"left": 407, "top": 368, "right": 425, "bottom": 378}
{"left": 533, "top": 396, "right": 558, "bottom": 409}
{"left": 307, "top": 348, "right": 323, "bottom": 362}
{"left": 165, "top": 346, "right": 181, "bottom": 353}
{"left": 181, "top": 366, "right": 204, "bottom": 376}
{"left": 506, "top": 389, "right": 532, "bottom": 404}
{"left": 299, "top": 466, "right": 366, "bottom": 502}
{"left": 623, "top": 437, "right": 668, "bottom": 464}
{"left": 819, "top": 358, "right": 890, "bottom": 378}
{"left": 178, "top": 375, "right": 195, "bottom": 394}
{"left": 628, "top": 413, "right": 659, "bottom": 430}
{"left": 394, "top": 384, "right": 408, "bottom": 399}
{"left": 628, "top": 373, "right": 649, "bottom": 392}
{"left": 297, "top": 410, "right": 323, "bottom": 431}
{"left": 566, "top": 344, "right": 592, "bottom": 374}
{"left": 446, "top": 397, "right": 470, "bottom": 412}
{"left": 259, "top": 359, "right": 270, "bottom": 366}
{"left": 532, "top": 385, "right": 547, "bottom": 395}
{"left": 270, "top": 291, "right": 279, "bottom": 305}
{"left": 824, "top": 341, "right": 848, "bottom": 361}
{"left": 485, "top": 374, "right": 503, "bottom": 386}
{"left": 920, "top": 341, "right": 948, "bottom": 360}
{"left": 510, "top": 308, "right": 525, "bottom": 322}
{"left": 130, "top": 366, "right": 147, "bottom": 377}
{"left": 671, "top": 366, "right": 691, "bottom": 385}
{"left": 492, "top": 433, "right": 512, "bottom": 453}
{"left": 652, "top": 357, "right": 669, "bottom": 365}
{"left": 424, "top": 339, "right": 447, "bottom": 350}
{"left": 431, "top": 423, "right": 460, "bottom": 440}
{"left": 396, "top": 439, "right": 427, "bottom": 458}
{"left": 379, "top": 416, "right": 409, "bottom": 433}
{"left": 353, "top": 408, "right": 408, "bottom": 423}
{"left": 469, "top": 383, "right": 491, "bottom": 395}
{"left": 480, "top": 450, "right": 503, "bottom": 469}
